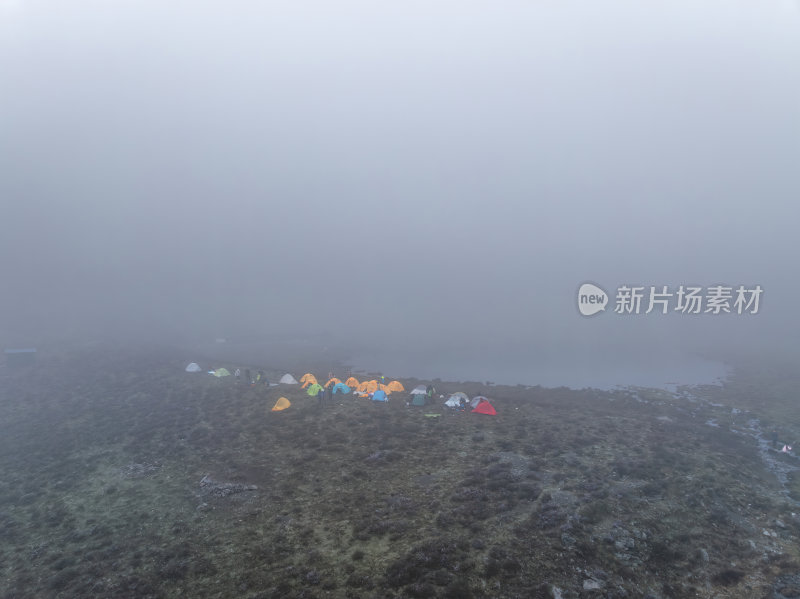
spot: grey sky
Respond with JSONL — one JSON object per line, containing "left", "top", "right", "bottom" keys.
{"left": 1, "top": 1, "right": 798, "bottom": 372}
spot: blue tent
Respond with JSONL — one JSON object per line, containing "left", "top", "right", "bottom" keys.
{"left": 372, "top": 389, "right": 388, "bottom": 402}
{"left": 332, "top": 382, "right": 351, "bottom": 394}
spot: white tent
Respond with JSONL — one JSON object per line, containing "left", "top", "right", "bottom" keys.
{"left": 185, "top": 362, "right": 202, "bottom": 373}
{"left": 471, "top": 395, "right": 489, "bottom": 408}
{"left": 410, "top": 385, "right": 427, "bottom": 395}
{"left": 444, "top": 396, "right": 462, "bottom": 408}
{"left": 280, "top": 373, "right": 299, "bottom": 384}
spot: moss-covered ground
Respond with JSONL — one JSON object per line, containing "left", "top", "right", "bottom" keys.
{"left": 0, "top": 346, "right": 799, "bottom": 598}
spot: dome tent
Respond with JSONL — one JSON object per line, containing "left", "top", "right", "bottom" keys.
{"left": 306, "top": 383, "right": 324, "bottom": 396}
{"left": 271, "top": 397, "right": 291, "bottom": 411}
{"left": 472, "top": 398, "right": 497, "bottom": 415}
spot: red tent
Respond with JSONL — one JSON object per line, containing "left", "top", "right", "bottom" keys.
{"left": 471, "top": 399, "right": 497, "bottom": 415}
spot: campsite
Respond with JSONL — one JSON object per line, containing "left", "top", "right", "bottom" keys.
{"left": 1, "top": 345, "right": 800, "bottom": 598}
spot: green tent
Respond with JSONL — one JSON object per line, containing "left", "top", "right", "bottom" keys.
{"left": 410, "top": 394, "right": 427, "bottom": 407}
{"left": 306, "top": 383, "right": 324, "bottom": 396}
{"left": 214, "top": 368, "right": 231, "bottom": 377}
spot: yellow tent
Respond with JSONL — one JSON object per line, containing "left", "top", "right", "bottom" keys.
{"left": 325, "top": 377, "right": 341, "bottom": 388}
{"left": 271, "top": 397, "right": 291, "bottom": 411}
{"left": 387, "top": 380, "right": 405, "bottom": 392}
{"left": 345, "top": 377, "right": 359, "bottom": 388}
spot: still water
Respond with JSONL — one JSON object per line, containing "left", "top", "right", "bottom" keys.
{"left": 350, "top": 347, "right": 730, "bottom": 390}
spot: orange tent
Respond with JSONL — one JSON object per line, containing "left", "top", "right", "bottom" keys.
{"left": 325, "top": 377, "right": 341, "bottom": 388}
{"left": 300, "top": 373, "right": 318, "bottom": 389}
{"left": 271, "top": 397, "right": 291, "bottom": 412}
{"left": 363, "top": 380, "right": 378, "bottom": 393}
{"left": 386, "top": 380, "right": 405, "bottom": 392}
{"left": 345, "top": 377, "right": 360, "bottom": 388}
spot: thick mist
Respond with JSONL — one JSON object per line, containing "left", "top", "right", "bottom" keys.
{"left": 1, "top": 1, "right": 798, "bottom": 382}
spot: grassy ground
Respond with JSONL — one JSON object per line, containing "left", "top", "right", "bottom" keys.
{"left": 0, "top": 346, "right": 799, "bottom": 598}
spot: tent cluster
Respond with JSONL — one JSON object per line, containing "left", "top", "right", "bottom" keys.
{"left": 439, "top": 393, "right": 497, "bottom": 415}
{"left": 184, "top": 363, "right": 229, "bottom": 377}
{"left": 287, "top": 373, "right": 406, "bottom": 401}
{"left": 186, "top": 362, "right": 274, "bottom": 385}
{"left": 186, "top": 363, "right": 498, "bottom": 415}
{"left": 185, "top": 362, "right": 290, "bottom": 412}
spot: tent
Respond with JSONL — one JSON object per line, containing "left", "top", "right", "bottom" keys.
{"left": 450, "top": 392, "right": 469, "bottom": 403}
{"left": 472, "top": 398, "right": 497, "bottom": 415}
{"left": 300, "top": 373, "right": 317, "bottom": 388}
{"left": 332, "top": 382, "right": 351, "bottom": 394}
{"left": 345, "top": 377, "right": 360, "bottom": 388}
{"left": 372, "top": 389, "right": 388, "bottom": 402}
{"left": 359, "top": 380, "right": 378, "bottom": 393}
{"left": 306, "top": 383, "right": 324, "bottom": 396}
{"left": 470, "top": 395, "right": 489, "bottom": 408}
{"left": 185, "top": 362, "right": 202, "bottom": 373}
{"left": 279, "top": 373, "right": 299, "bottom": 384}
{"left": 271, "top": 397, "right": 291, "bottom": 411}
{"left": 444, "top": 396, "right": 463, "bottom": 408}
{"left": 213, "top": 368, "right": 231, "bottom": 377}
{"left": 410, "top": 394, "right": 427, "bottom": 407}
{"left": 325, "top": 377, "right": 341, "bottom": 388}
{"left": 410, "top": 385, "right": 427, "bottom": 395}
{"left": 387, "top": 380, "right": 405, "bottom": 392}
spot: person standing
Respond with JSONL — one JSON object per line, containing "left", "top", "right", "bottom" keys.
{"left": 317, "top": 387, "right": 325, "bottom": 408}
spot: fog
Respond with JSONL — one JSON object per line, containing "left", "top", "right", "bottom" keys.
{"left": 1, "top": 1, "right": 799, "bottom": 384}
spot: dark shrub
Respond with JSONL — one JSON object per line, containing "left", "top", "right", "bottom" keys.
{"left": 484, "top": 558, "right": 501, "bottom": 577}
{"left": 430, "top": 569, "right": 452, "bottom": 586}
{"left": 406, "top": 582, "right": 436, "bottom": 597}
{"left": 442, "top": 579, "right": 473, "bottom": 598}
{"left": 712, "top": 569, "right": 745, "bottom": 586}
{"left": 648, "top": 540, "right": 684, "bottom": 566}
{"left": 502, "top": 558, "right": 522, "bottom": 574}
